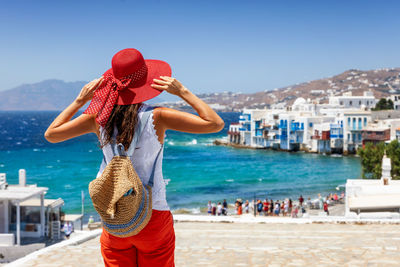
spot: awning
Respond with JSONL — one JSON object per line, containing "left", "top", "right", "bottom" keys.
{"left": 0, "top": 185, "right": 48, "bottom": 202}
{"left": 19, "top": 198, "right": 64, "bottom": 209}
{"left": 63, "top": 214, "right": 83, "bottom": 222}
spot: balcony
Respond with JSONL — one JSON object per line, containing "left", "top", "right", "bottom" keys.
{"left": 227, "top": 131, "right": 240, "bottom": 136}
{"left": 312, "top": 131, "right": 330, "bottom": 140}
{"left": 362, "top": 129, "right": 390, "bottom": 141}
{"left": 239, "top": 114, "right": 251, "bottom": 122}
{"left": 290, "top": 122, "right": 304, "bottom": 132}
{"left": 330, "top": 124, "right": 343, "bottom": 139}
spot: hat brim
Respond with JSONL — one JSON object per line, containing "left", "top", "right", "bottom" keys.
{"left": 103, "top": 59, "right": 171, "bottom": 105}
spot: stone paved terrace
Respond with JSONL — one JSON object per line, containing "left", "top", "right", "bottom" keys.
{"left": 12, "top": 222, "right": 400, "bottom": 266}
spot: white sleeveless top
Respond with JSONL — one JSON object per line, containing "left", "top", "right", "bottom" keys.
{"left": 96, "top": 103, "right": 169, "bottom": 211}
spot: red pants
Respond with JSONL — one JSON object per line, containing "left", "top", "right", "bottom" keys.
{"left": 100, "top": 210, "right": 175, "bottom": 267}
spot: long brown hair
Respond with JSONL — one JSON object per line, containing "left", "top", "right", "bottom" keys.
{"left": 101, "top": 103, "right": 142, "bottom": 150}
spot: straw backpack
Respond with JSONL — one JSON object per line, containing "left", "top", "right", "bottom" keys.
{"left": 89, "top": 108, "right": 162, "bottom": 237}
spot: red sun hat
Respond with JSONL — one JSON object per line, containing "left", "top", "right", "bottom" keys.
{"left": 83, "top": 48, "right": 171, "bottom": 127}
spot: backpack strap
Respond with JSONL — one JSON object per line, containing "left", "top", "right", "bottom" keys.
{"left": 111, "top": 105, "right": 163, "bottom": 188}
{"left": 148, "top": 144, "right": 163, "bottom": 187}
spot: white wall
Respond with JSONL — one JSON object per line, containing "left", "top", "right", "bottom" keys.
{"left": 0, "top": 200, "right": 8, "bottom": 233}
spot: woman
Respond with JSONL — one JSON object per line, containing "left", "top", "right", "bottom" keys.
{"left": 44, "top": 48, "right": 224, "bottom": 266}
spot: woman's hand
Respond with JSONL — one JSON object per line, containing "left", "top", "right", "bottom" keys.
{"left": 151, "top": 76, "right": 224, "bottom": 136}
{"left": 151, "top": 76, "right": 188, "bottom": 96}
{"left": 75, "top": 77, "right": 103, "bottom": 104}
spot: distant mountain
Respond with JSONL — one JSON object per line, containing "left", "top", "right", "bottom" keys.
{"left": 0, "top": 79, "right": 86, "bottom": 111}
{"left": 1, "top": 68, "right": 400, "bottom": 111}
{"left": 0, "top": 79, "right": 176, "bottom": 111}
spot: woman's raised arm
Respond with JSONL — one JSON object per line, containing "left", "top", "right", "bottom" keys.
{"left": 151, "top": 77, "right": 225, "bottom": 134}
{"left": 44, "top": 78, "right": 103, "bottom": 143}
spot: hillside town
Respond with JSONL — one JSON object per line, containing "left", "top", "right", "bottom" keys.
{"left": 158, "top": 68, "right": 400, "bottom": 112}
{"left": 225, "top": 91, "right": 400, "bottom": 154}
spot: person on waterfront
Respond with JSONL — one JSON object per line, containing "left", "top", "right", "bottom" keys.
{"left": 244, "top": 200, "right": 250, "bottom": 214}
{"left": 288, "top": 199, "right": 293, "bottom": 214}
{"left": 263, "top": 199, "right": 269, "bottom": 216}
{"left": 44, "top": 48, "right": 224, "bottom": 267}
{"left": 299, "top": 195, "right": 304, "bottom": 207}
{"left": 236, "top": 199, "right": 243, "bottom": 215}
{"left": 318, "top": 193, "right": 324, "bottom": 209}
{"left": 274, "top": 201, "right": 280, "bottom": 216}
{"left": 217, "top": 202, "right": 222, "bottom": 216}
{"left": 207, "top": 201, "right": 212, "bottom": 215}
{"left": 281, "top": 200, "right": 286, "bottom": 216}
{"left": 212, "top": 203, "right": 217, "bottom": 216}
{"left": 301, "top": 205, "right": 306, "bottom": 214}
{"left": 256, "top": 199, "right": 263, "bottom": 215}
{"left": 62, "top": 221, "right": 73, "bottom": 239}
{"left": 222, "top": 199, "right": 228, "bottom": 215}
{"left": 333, "top": 193, "right": 339, "bottom": 202}
{"left": 326, "top": 196, "right": 331, "bottom": 205}
{"left": 323, "top": 202, "right": 329, "bottom": 216}
{"left": 284, "top": 199, "right": 289, "bottom": 216}
{"left": 291, "top": 205, "right": 299, "bottom": 218}
{"left": 269, "top": 199, "right": 274, "bottom": 215}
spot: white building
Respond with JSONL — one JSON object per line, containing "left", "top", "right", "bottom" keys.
{"left": 237, "top": 108, "right": 296, "bottom": 149}
{"left": 329, "top": 91, "right": 376, "bottom": 110}
{"left": 231, "top": 91, "right": 383, "bottom": 154}
{"left": 366, "top": 119, "right": 400, "bottom": 141}
{"left": 0, "top": 172, "right": 48, "bottom": 246}
{"left": 345, "top": 154, "right": 400, "bottom": 218}
{"left": 342, "top": 110, "right": 371, "bottom": 154}
{"left": 310, "top": 122, "right": 332, "bottom": 153}
{"left": 239, "top": 108, "right": 279, "bottom": 148}
{"left": 388, "top": 94, "right": 400, "bottom": 110}
{"left": 0, "top": 171, "right": 65, "bottom": 246}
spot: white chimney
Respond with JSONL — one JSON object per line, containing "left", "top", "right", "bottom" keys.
{"left": 19, "top": 169, "right": 26, "bottom": 187}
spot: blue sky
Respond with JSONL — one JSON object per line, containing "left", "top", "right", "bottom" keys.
{"left": 1, "top": 0, "right": 399, "bottom": 94}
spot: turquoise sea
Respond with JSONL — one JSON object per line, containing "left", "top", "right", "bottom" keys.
{"left": 0, "top": 110, "right": 361, "bottom": 217}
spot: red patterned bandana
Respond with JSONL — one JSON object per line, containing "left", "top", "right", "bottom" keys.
{"left": 83, "top": 64, "right": 148, "bottom": 127}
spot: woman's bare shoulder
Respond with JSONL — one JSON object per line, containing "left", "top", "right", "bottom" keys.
{"left": 152, "top": 106, "right": 172, "bottom": 124}
{"left": 153, "top": 106, "right": 190, "bottom": 117}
